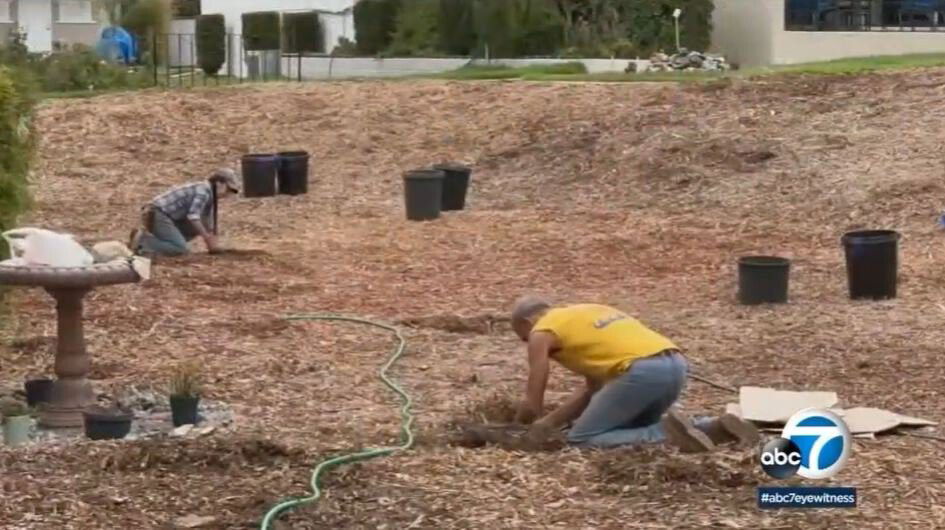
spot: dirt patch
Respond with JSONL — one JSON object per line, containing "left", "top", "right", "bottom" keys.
{"left": 397, "top": 313, "right": 509, "bottom": 335}
{"left": 99, "top": 437, "right": 308, "bottom": 473}
{"left": 7, "top": 335, "right": 55, "bottom": 355}
{"left": 593, "top": 449, "right": 760, "bottom": 491}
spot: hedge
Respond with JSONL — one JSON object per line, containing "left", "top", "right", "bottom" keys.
{"left": 283, "top": 11, "right": 325, "bottom": 54}
{"left": 607, "top": 0, "right": 713, "bottom": 55}
{"left": 242, "top": 11, "right": 281, "bottom": 51}
{"left": 386, "top": 0, "right": 440, "bottom": 56}
{"left": 438, "top": 0, "right": 476, "bottom": 55}
{"left": 0, "top": 66, "right": 37, "bottom": 260}
{"left": 473, "top": 0, "right": 563, "bottom": 58}
{"left": 196, "top": 14, "right": 225, "bottom": 75}
{"left": 172, "top": 0, "right": 200, "bottom": 18}
{"left": 353, "top": 0, "right": 402, "bottom": 55}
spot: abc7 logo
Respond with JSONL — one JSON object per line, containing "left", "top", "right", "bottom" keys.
{"left": 759, "top": 408, "right": 852, "bottom": 480}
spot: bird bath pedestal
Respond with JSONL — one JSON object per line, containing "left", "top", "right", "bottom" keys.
{"left": 0, "top": 261, "right": 142, "bottom": 428}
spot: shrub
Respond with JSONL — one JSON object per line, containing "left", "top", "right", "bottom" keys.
{"left": 353, "top": 0, "right": 402, "bottom": 55}
{"left": 473, "top": 0, "right": 564, "bottom": 58}
{"left": 331, "top": 37, "right": 359, "bottom": 57}
{"left": 438, "top": 0, "right": 476, "bottom": 55}
{"left": 34, "top": 44, "right": 150, "bottom": 92}
{"left": 283, "top": 11, "right": 325, "bottom": 54}
{"left": 386, "top": 0, "right": 441, "bottom": 57}
{"left": 171, "top": 0, "right": 200, "bottom": 17}
{"left": 606, "top": 0, "right": 713, "bottom": 55}
{"left": 196, "top": 14, "right": 225, "bottom": 75}
{"left": 120, "top": 0, "right": 172, "bottom": 60}
{"left": 169, "top": 361, "right": 202, "bottom": 397}
{"left": 0, "top": 65, "right": 37, "bottom": 260}
{"left": 242, "top": 11, "right": 281, "bottom": 51}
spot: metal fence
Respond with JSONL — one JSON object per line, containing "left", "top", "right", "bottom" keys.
{"left": 786, "top": 0, "right": 945, "bottom": 31}
{"left": 150, "top": 33, "right": 306, "bottom": 88}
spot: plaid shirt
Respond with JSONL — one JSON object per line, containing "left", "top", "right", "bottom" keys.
{"left": 150, "top": 181, "right": 214, "bottom": 227}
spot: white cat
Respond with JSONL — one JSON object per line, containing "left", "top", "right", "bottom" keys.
{"left": 1, "top": 227, "right": 95, "bottom": 268}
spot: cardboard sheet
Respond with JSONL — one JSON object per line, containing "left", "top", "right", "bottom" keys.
{"left": 738, "top": 386, "right": 839, "bottom": 424}
{"left": 839, "top": 407, "right": 937, "bottom": 434}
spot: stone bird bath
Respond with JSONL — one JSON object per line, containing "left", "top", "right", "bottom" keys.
{"left": 0, "top": 260, "right": 142, "bottom": 428}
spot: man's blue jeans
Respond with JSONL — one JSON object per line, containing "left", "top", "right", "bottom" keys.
{"left": 138, "top": 210, "right": 192, "bottom": 256}
{"left": 567, "top": 351, "right": 689, "bottom": 449}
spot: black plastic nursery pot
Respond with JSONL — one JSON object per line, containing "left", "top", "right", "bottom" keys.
{"left": 433, "top": 163, "right": 472, "bottom": 211}
{"left": 83, "top": 407, "right": 133, "bottom": 441}
{"left": 170, "top": 395, "right": 200, "bottom": 427}
{"left": 737, "top": 256, "right": 791, "bottom": 305}
{"left": 277, "top": 151, "right": 310, "bottom": 196}
{"left": 24, "top": 378, "right": 53, "bottom": 408}
{"left": 842, "top": 230, "right": 900, "bottom": 300}
{"left": 241, "top": 153, "right": 278, "bottom": 198}
{"left": 403, "top": 169, "right": 444, "bottom": 221}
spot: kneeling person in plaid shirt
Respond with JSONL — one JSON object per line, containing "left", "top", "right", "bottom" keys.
{"left": 130, "top": 168, "right": 240, "bottom": 256}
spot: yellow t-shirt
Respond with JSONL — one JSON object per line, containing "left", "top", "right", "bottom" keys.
{"left": 532, "top": 304, "right": 677, "bottom": 382}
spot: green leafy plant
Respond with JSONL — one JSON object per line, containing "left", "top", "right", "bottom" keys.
{"left": 331, "top": 37, "right": 359, "bottom": 57}
{"left": 169, "top": 361, "right": 203, "bottom": 398}
{"left": 242, "top": 11, "right": 281, "bottom": 51}
{"left": 0, "top": 64, "right": 37, "bottom": 261}
{"left": 34, "top": 44, "right": 150, "bottom": 92}
{"left": 353, "top": 0, "right": 403, "bottom": 55}
{"left": 438, "top": 0, "right": 476, "bottom": 55}
{"left": 386, "top": 0, "right": 441, "bottom": 57}
{"left": 119, "top": 0, "right": 172, "bottom": 62}
{"left": 471, "top": 0, "right": 565, "bottom": 58}
{"left": 283, "top": 11, "right": 325, "bottom": 54}
{"left": 196, "top": 14, "right": 226, "bottom": 75}
{"left": 0, "top": 398, "right": 29, "bottom": 419}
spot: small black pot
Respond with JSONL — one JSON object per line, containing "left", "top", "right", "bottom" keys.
{"left": 83, "top": 406, "right": 133, "bottom": 441}
{"left": 24, "top": 378, "right": 54, "bottom": 408}
{"left": 170, "top": 395, "right": 200, "bottom": 427}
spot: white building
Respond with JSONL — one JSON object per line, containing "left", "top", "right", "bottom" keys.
{"left": 171, "top": 0, "right": 357, "bottom": 77}
{"left": 0, "top": 0, "right": 105, "bottom": 53}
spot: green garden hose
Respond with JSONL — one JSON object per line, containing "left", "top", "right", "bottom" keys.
{"left": 259, "top": 314, "right": 415, "bottom": 530}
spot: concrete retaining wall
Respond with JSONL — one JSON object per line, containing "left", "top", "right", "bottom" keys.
{"left": 278, "top": 56, "right": 642, "bottom": 80}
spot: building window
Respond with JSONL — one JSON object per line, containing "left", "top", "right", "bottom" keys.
{"left": 0, "top": 0, "right": 12, "bottom": 23}
{"left": 785, "top": 0, "right": 945, "bottom": 32}
{"left": 57, "top": 0, "right": 94, "bottom": 23}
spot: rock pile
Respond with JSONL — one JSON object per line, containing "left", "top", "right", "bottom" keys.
{"left": 628, "top": 49, "right": 731, "bottom": 73}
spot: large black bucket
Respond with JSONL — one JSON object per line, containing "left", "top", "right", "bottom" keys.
{"left": 241, "top": 154, "right": 278, "bottom": 198}
{"left": 737, "top": 256, "right": 790, "bottom": 305}
{"left": 433, "top": 163, "right": 472, "bottom": 211}
{"left": 842, "top": 230, "right": 900, "bottom": 300}
{"left": 277, "top": 151, "right": 309, "bottom": 196}
{"left": 403, "top": 169, "right": 444, "bottom": 221}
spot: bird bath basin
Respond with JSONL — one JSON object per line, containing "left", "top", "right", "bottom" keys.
{"left": 0, "top": 260, "right": 142, "bottom": 428}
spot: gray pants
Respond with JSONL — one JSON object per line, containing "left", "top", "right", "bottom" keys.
{"left": 137, "top": 210, "right": 194, "bottom": 256}
{"left": 567, "top": 351, "right": 688, "bottom": 448}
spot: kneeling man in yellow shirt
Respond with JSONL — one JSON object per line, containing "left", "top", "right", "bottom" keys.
{"left": 510, "top": 296, "right": 757, "bottom": 452}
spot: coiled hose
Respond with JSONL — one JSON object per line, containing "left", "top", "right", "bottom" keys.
{"left": 259, "top": 314, "right": 414, "bottom": 529}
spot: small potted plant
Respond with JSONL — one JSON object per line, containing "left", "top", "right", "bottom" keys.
{"left": 169, "top": 361, "right": 202, "bottom": 427}
{"left": 1, "top": 397, "right": 32, "bottom": 447}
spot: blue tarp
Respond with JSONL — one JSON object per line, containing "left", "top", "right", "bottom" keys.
{"left": 96, "top": 26, "right": 137, "bottom": 64}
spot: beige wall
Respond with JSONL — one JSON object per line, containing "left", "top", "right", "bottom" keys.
{"left": 711, "top": 0, "right": 779, "bottom": 68}
{"left": 713, "top": 0, "right": 945, "bottom": 67}
{"left": 0, "top": 22, "right": 11, "bottom": 44}
{"left": 52, "top": 22, "right": 102, "bottom": 48}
